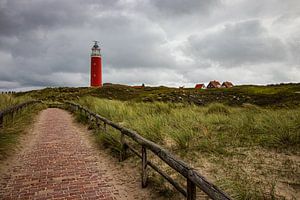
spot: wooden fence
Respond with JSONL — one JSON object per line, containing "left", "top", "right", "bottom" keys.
{"left": 0, "top": 100, "right": 42, "bottom": 128}
{"left": 64, "top": 101, "right": 232, "bottom": 200}
{"left": 0, "top": 91, "right": 16, "bottom": 94}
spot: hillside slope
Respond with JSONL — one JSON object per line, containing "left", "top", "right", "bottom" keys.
{"left": 16, "top": 83, "right": 300, "bottom": 107}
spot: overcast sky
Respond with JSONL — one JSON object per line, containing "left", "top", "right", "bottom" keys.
{"left": 0, "top": 0, "right": 299, "bottom": 90}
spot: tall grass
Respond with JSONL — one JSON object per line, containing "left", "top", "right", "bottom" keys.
{"left": 78, "top": 97, "right": 300, "bottom": 151}
{"left": 76, "top": 97, "right": 300, "bottom": 199}
{"left": 0, "top": 94, "right": 32, "bottom": 110}
{"left": 206, "top": 103, "right": 230, "bottom": 115}
{"left": 0, "top": 94, "right": 46, "bottom": 160}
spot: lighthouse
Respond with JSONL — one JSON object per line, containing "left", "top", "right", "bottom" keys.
{"left": 90, "top": 41, "right": 102, "bottom": 87}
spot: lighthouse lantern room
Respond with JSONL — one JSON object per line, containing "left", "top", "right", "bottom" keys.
{"left": 90, "top": 41, "right": 102, "bottom": 87}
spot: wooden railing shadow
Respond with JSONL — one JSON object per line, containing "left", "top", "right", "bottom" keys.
{"left": 64, "top": 101, "right": 232, "bottom": 200}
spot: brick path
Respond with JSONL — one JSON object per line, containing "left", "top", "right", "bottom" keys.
{"left": 0, "top": 108, "right": 123, "bottom": 200}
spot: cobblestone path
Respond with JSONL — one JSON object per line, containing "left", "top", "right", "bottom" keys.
{"left": 0, "top": 108, "right": 125, "bottom": 200}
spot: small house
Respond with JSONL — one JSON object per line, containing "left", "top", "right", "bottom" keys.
{"left": 222, "top": 81, "right": 234, "bottom": 88}
{"left": 207, "top": 80, "right": 221, "bottom": 88}
{"left": 195, "top": 84, "right": 205, "bottom": 89}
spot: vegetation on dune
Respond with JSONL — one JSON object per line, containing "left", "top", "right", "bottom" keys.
{"left": 0, "top": 94, "right": 32, "bottom": 110}
{"left": 18, "top": 83, "right": 300, "bottom": 107}
{"left": 78, "top": 97, "right": 300, "bottom": 151}
{"left": 2, "top": 83, "right": 299, "bottom": 199}
{"left": 0, "top": 94, "right": 46, "bottom": 160}
{"left": 77, "top": 96, "right": 300, "bottom": 199}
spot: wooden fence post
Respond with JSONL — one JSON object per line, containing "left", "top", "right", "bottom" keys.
{"left": 142, "top": 146, "right": 148, "bottom": 188}
{"left": 96, "top": 118, "right": 100, "bottom": 128}
{"left": 88, "top": 113, "right": 92, "bottom": 122}
{"left": 119, "top": 132, "right": 127, "bottom": 161}
{"left": 0, "top": 114, "right": 3, "bottom": 128}
{"left": 103, "top": 122, "right": 107, "bottom": 132}
{"left": 187, "top": 176, "right": 196, "bottom": 200}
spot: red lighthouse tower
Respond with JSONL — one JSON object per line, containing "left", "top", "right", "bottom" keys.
{"left": 90, "top": 41, "right": 102, "bottom": 87}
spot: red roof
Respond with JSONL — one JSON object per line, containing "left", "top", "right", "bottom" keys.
{"left": 195, "top": 84, "right": 205, "bottom": 89}
{"left": 222, "top": 81, "right": 234, "bottom": 88}
{"left": 207, "top": 80, "right": 221, "bottom": 88}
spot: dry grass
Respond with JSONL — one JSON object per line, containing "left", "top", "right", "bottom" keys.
{"left": 76, "top": 96, "right": 300, "bottom": 199}
{"left": 0, "top": 94, "right": 46, "bottom": 160}
{"left": 0, "top": 94, "right": 32, "bottom": 110}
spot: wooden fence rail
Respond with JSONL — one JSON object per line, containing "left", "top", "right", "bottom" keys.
{"left": 0, "top": 91, "right": 16, "bottom": 94}
{"left": 64, "top": 101, "right": 232, "bottom": 200}
{"left": 0, "top": 100, "right": 42, "bottom": 128}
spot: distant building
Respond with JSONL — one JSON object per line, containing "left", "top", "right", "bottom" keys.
{"left": 195, "top": 84, "right": 205, "bottom": 89}
{"left": 207, "top": 80, "right": 221, "bottom": 88}
{"left": 222, "top": 81, "right": 234, "bottom": 88}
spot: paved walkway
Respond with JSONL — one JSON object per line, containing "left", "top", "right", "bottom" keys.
{"left": 0, "top": 108, "right": 124, "bottom": 200}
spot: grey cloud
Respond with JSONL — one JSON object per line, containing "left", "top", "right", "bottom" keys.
{"left": 150, "top": 0, "right": 220, "bottom": 16}
{"left": 186, "top": 20, "right": 287, "bottom": 67}
{"left": 0, "top": 0, "right": 177, "bottom": 89}
{"left": 0, "top": 0, "right": 299, "bottom": 90}
{"left": 0, "top": 0, "right": 122, "bottom": 37}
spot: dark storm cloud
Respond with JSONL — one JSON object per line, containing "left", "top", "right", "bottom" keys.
{"left": 0, "top": 0, "right": 299, "bottom": 90}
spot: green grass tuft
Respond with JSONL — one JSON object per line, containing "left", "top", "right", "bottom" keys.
{"left": 74, "top": 96, "right": 299, "bottom": 199}
{"left": 206, "top": 103, "right": 230, "bottom": 115}
{"left": 0, "top": 103, "right": 46, "bottom": 160}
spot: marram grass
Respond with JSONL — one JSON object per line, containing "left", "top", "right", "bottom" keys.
{"left": 0, "top": 94, "right": 46, "bottom": 160}
{"left": 77, "top": 96, "right": 300, "bottom": 199}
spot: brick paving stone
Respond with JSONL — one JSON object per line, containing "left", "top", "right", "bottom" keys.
{"left": 0, "top": 108, "right": 122, "bottom": 200}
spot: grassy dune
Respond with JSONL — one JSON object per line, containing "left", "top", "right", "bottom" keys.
{"left": 7, "top": 84, "right": 300, "bottom": 199}
{"left": 0, "top": 94, "right": 46, "bottom": 160}
{"left": 0, "top": 94, "right": 33, "bottom": 110}
{"left": 78, "top": 96, "right": 300, "bottom": 199}
{"left": 21, "top": 83, "right": 300, "bottom": 107}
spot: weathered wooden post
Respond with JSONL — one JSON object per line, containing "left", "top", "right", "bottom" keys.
{"left": 119, "top": 131, "right": 127, "bottom": 161}
{"left": 142, "top": 146, "right": 148, "bottom": 188}
{"left": 0, "top": 113, "right": 3, "bottom": 128}
{"left": 103, "top": 122, "right": 107, "bottom": 132}
{"left": 88, "top": 113, "right": 92, "bottom": 122}
{"left": 96, "top": 117, "right": 100, "bottom": 128}
{"left": 187, "top": 171, "right": 196, "bottom": 200}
